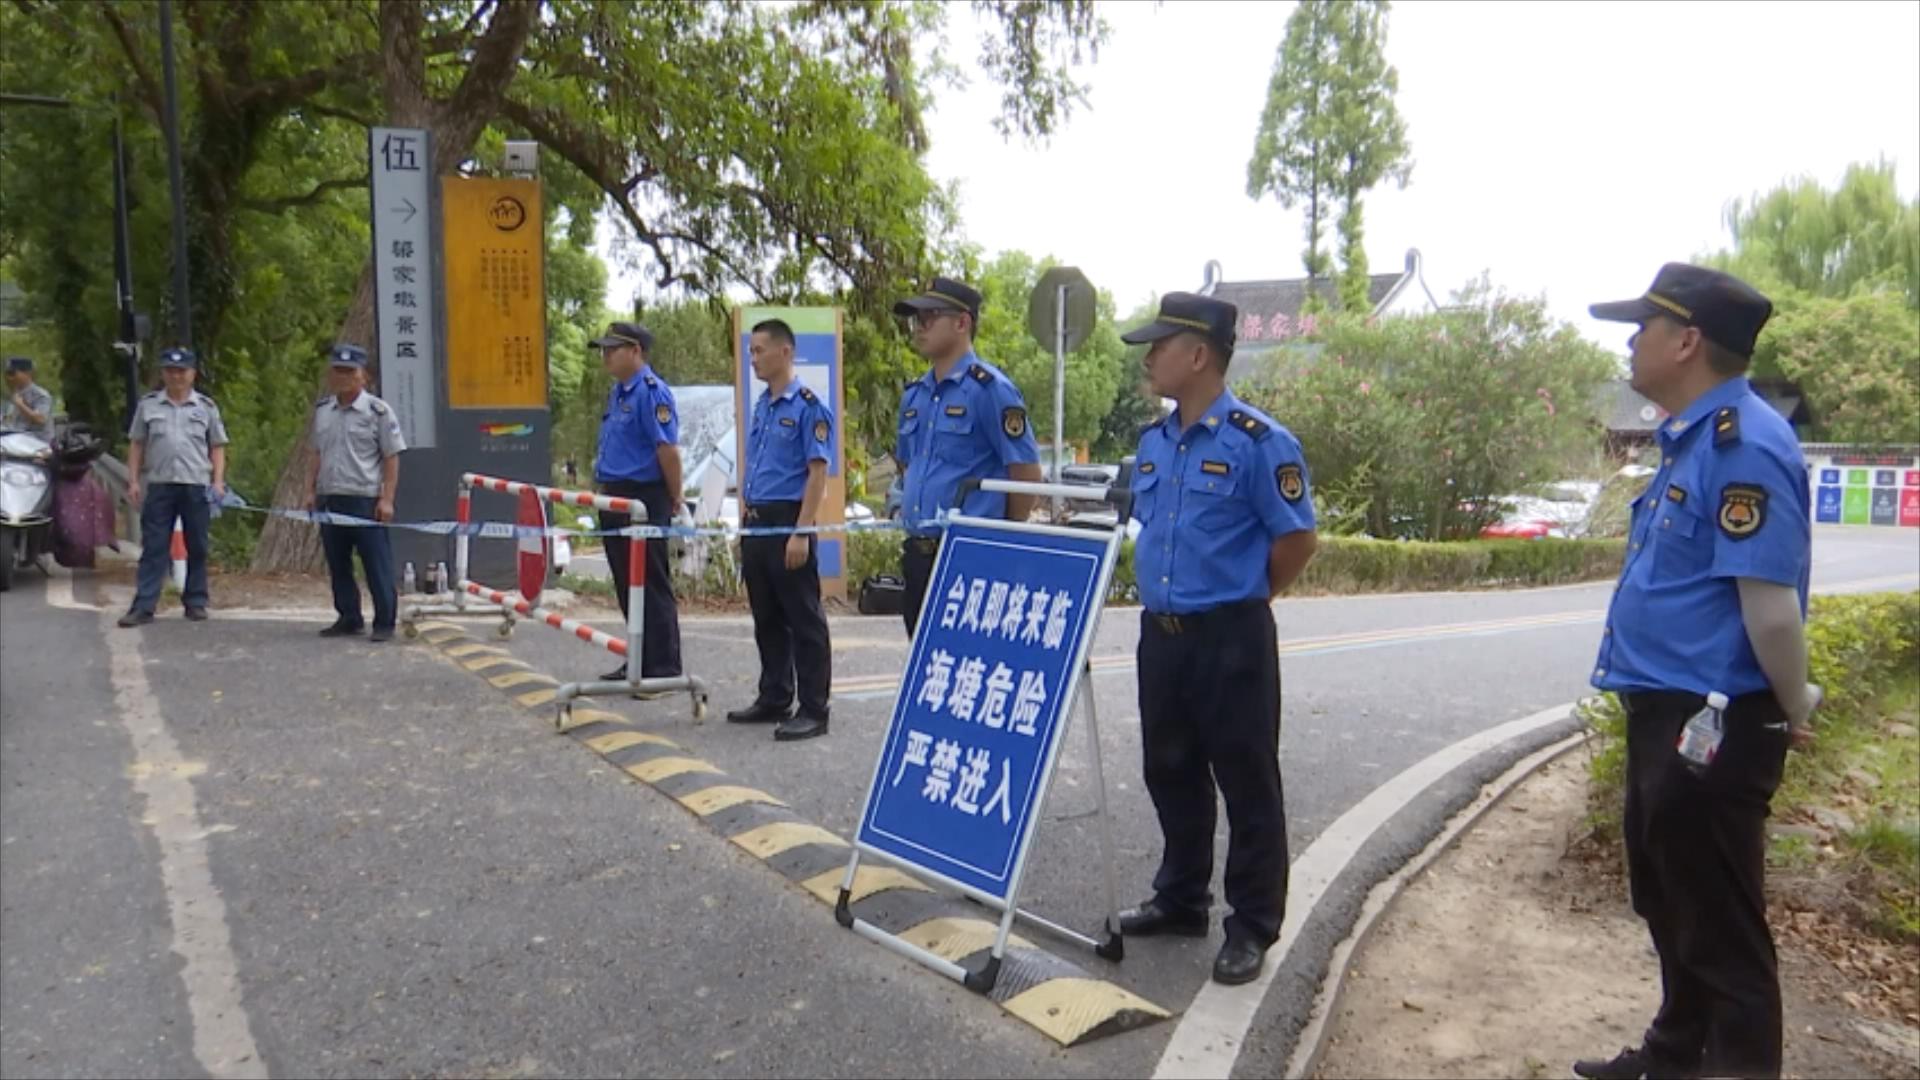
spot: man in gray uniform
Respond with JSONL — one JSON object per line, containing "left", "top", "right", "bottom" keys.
{"left": 118, "top": 347, "right": 229, "bottom": 627}
{"left": 2, "top": 356, "right": 55, "bottom": 440}
{"left": 303, "top": 344, "right": 407, "bottom": 642}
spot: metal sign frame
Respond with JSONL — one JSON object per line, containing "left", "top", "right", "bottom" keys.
{"left": 836, "top": 479, "right": 1129, "bottom": 994}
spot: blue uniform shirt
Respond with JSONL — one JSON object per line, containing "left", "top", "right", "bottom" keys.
{"left": 595, "top": 366, "right": 678, "bottom": 484}
{"left": 1129, "top": 391, "right": 1316, "bottom": 615}
{"left": 744, "top": 379, "right": 833, "bottom": 503}
{"left": 1594, "top": 377, "right": 1811, "bottom": 697}
{"left": 896, "top": 354, "right": 1040, "bottom": 535}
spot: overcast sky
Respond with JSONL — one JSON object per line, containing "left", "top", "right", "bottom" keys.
{"left": 604, "top": 0, "right": 1920, "bottom": 352}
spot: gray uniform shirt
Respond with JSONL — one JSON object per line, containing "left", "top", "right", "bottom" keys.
{"left": 128, "top": 390, "right": 228, "bottom": 485}
{"left": 312, "top": 391, "right": 405, "bottom": 497}
{"left": 2, "top": 382, "right": 55, "bottom": 441}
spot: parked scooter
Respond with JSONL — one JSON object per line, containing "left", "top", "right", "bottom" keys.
{"left": 0, "top": 426, "right": 54, "bottom": 591}
{"left": 0, "top": 421, "right": 109, "bottom": 590}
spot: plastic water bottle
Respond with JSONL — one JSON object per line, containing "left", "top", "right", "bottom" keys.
{"left": 435, "top": 562, "right": 450, "bottom": 594}
{"left": 403, "top": 561, "right": 417, "bottom": 595}
{"left": 1677, "top": 692, "right": 1729, "bottom": 773}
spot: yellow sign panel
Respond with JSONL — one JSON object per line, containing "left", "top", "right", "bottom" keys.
{"left": 442, "top": 178, "right": 547, "bottom": 409}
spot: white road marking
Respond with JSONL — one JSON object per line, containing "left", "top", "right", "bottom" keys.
{"left": 1151, "top": 703, "right": 1580, "bottom": 1080}
{"left": 102, "top": 597, "right": 268, "bottom": 1078}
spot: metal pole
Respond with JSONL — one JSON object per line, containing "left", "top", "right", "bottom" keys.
{"left": 1052, "top": 283, "right": 1067, "bottom": 521}
{"left": 158, "top": 0, "right": 193, "bottom": 353}
{"left": 112, "top": 111, "right": 140, "bottom": 426}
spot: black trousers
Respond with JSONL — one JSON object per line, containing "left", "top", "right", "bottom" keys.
{"left": 1622, "top": 689, "right": 1790, "bottom": 1079}
{"left": 1137, "top": 599, "right": 1289, "bottom": 945}
{"left": 598, "top": 480, "right": 681, "bottom": 678}
{"left": 740, "top": 501, "right": 831, "bottom": 719}
{"left": 318, "top": 494, "right": 397, "bottom": 630}
{"left": 900, "top": 536, "right": 940, "bottom": 637}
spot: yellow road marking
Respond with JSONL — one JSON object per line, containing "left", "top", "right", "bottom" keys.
{"left": 895, "top": 916, "right": 1034, "bottom": 961}
{"left": 1003, "top": 977, "right": 1172, "bottom": 1046}
{"left": 584, "top": 730, "right": 680, "bottom": 754}
{"left": 423, "top": 630, "right": 465, "bottom": 646}
{"left": 798, "top": 865, "right": 928, "bottom": 905}
{"left": 625, "top": 756, "right": 721, "bottom": 784}
{"left": 488, "top": 670, "right": 558, "bottom": 690}
{"left": 728, "top": 821, "right": 846, "bottom": 860}
{"left": 678, "top": 785, "right": 786, "bottom": 817}
{"left": 515, "top": 689, "right": 558, "bottom": 707}
{"left": 444, "top": 642, "right": 507, "bottom": 659}
{"left": 414, "top": 621, "right": 462, "bottom": 634}
{"left": 463, "top": 655, "right": 527, "bottom": 674}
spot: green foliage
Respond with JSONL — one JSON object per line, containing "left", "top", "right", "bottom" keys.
{"left": 1705, "top": 159, "right": 1919, "bottom": 309}
{"left": 1582, "top": 466, "right": 1657, "bottom": 540}
{"left": 1247, "top": 0, "right": 1411, "bottom": 310}
{"left": 1239, "top": 283, "right": 1619, "bottom": 540}
{"left": 970, "top": 250, "right": 1132, "bottom": 449}
{"left": 1749, "top": 289, "right": 1920, "bottom": 445}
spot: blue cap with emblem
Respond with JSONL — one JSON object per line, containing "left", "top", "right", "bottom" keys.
{"left": 5, "top": 356, "right": 32, "bottom": 373}
{"left": 1589, "top": 263, "right": 1774, "bottom": 358}
{"left": 1121, "top": 292, "right": 1239, "bottom": 353}
{"left": 327, "top": 343, "right": 369, "bottom": 368}
{"left": 893, "top": 276, "right": 982, "bottom": 321}
{"left": 159, "top": 347, "right": 198, "bottom": 369}
{"left": 589, "top": 321, "right": 654, "bottom": 352}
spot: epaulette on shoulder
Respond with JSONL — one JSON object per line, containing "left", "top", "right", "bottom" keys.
{"left": 968, "top": 363, "right": 993, "bottom": 385}
{"left": 1227, "top": 409, "right": 1271, "bottom": 440}
{"left": 195, "top": 392, "right": 216, "bottom": 407}
{"left": 798, "top": 385, "right": 818, "bottom": 404}
{"left": 1713, "top": 406, "right": 1740, "bottom": 448}
{"left": 643, "top": 374, "right": 659, "bottom": 389}
{"left": 314, "top": 395, "right": 332, "bottom": 408}
{"left": 369, "top": 398, "right": 389, "bottom": 415}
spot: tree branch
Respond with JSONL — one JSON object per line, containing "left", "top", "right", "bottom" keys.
{"left": 499, "top": 97, "right": 770, "bottom": 300}
{"left": 239, "top": 173, "right": 369, "bottom": 214}
{"left": 95, "top": 2, "right": 165, "bottom": 124}
{"left": 432, "top": 0, "right": 539, "bottom": 154}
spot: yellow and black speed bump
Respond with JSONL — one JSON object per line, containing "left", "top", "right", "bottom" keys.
{"left": 407, "top": 617, "right": 1171, "bottom": 1046}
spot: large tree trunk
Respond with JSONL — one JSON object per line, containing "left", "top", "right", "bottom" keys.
{"left": 249, "top": 264, "right": 376, "bottom": 573}
{"left": 250, "top": 0, "right": 536, "bottom": 574}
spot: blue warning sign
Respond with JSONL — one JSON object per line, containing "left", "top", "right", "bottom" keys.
{"left": 855, "top": 520, "right": 1113, "bottom": 901}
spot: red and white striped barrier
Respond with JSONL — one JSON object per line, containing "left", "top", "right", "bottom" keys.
{"left": 404, "top": 472, "right": 708, "bottom": 725}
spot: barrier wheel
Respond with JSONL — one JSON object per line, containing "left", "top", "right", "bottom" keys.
{"left": 692, "top": 694, "right": 708, "bottom": 723}
{"left": 402, "top": 621, "right": 419, "bottom": 640}
{"left": 497, "top": 620, "right": 515, "bottom": 638}
{"left": 555, "top": 704, "right": 571, "bottom": 730}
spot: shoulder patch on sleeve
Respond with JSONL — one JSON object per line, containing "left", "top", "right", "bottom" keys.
{"left": 655, "top": 402, "right": 673, "bottom": 425}
{"left": 813, "top": 419, "right": 830, "bottom": 442}
{"left": 1718, "top": 482, "right": 1766, "bottom": 539}
{"left": 1001, "top": 406, "right": 1027, "bottom": 439}
{"left": 1227, "top": 409, "right": 1271, "bottom": 440}
{"left": 969, "top": 363, "right": 993, "bottom": 385}
{"left": 1713, "top": 406, "right": 1741, "bottom": 448}
{"left": 1276, "top": 464, "right": 1305, "bottom": 502}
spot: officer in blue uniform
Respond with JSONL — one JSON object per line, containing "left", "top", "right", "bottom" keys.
{"left": 727, "top": 318, "right": 835, "bottom": 741}
{"left": 891, "top": 277, "right": 1043, "bottom": 636}
{"left": 1113, "top": 293, "right": 1319, "bottom": 986}
{"left": 591, "top": 321, "right": 683, "bottom": 684}
{"left": 1575, "top": 265, "right": 1817, "bottom": 1080}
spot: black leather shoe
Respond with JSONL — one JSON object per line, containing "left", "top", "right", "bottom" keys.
{"left": 1573, "top": 1045, "right": 1687, "bottom": 1080}
{"left": 319, "top": 621, "right": 364, "bottom": 638}
{"left": 774, "top": 714, "right": 829, "bottom": 741}
{"left": 1115, "top": 899, "right": 1208, "bottom": 938}
{"left": 117, "top": 610, "right": 154, "bottom": 628}
{"left": 600, "top": 663, "right": 628, "bottom": 682}
{"left": 368, "top": 626, "right": 394, "bottom": 643}
{"left": 727, "top": 702, "right": 792, "bottom": 724}
{"left": 184, "top": 607, "right": 208, "bottom": 622}
{"left": 1212, "top": 935, "right": 1268, "bottom": 985}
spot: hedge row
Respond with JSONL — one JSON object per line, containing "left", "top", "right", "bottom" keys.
{"left": 849, "top": 530, "right": 1625, "bottom": 605}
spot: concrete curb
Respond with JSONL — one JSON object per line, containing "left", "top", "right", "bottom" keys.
{"left": 1283, "top": 725, "right": 1595, "bottom": 1080}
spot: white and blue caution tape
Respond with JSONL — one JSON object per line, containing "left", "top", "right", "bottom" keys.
{"left": 222, "top": 502, "right": 918, "bottom": 541}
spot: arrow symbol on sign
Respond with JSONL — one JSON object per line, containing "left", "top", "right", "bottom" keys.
{"left": 393, "top": 197, "right": 417, "bottom": 223}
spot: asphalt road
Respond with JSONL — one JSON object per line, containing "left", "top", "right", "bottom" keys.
{"left": 2, "top": 525, "right": 1913, "bottom": 1079}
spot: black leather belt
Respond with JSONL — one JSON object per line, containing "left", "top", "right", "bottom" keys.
{"left": 904, "top": 536, "right": 940, "bottom": 554}
{"left": 1146, "top": 598, "right": 1268, "bottom": 636}
{"left": 744, "top": 501, "right": 800, "bottom": 525}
